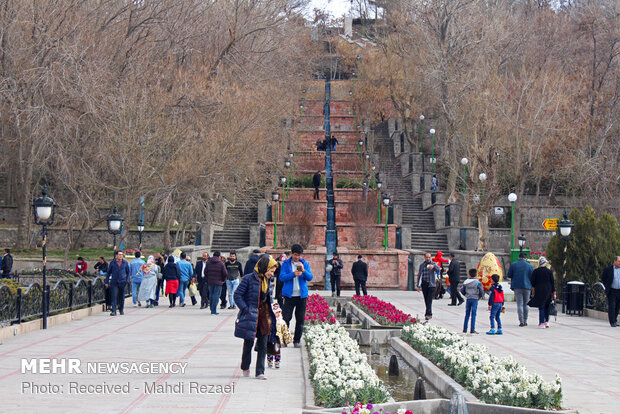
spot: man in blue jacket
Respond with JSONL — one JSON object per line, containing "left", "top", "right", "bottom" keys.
{"left": 129, "top": 251, "right": 145, "bottom": 307}
{"left": 105, "top": 251, "right": 130, "bottom": 316}
{"left": 279, "top": 244, "right": 313, "bottom": 347}
{"left": 508, "top": 252, "right": 534, "bottom": 327}
{"left": 176, "top": 252, "right": 194, "bottom": 307}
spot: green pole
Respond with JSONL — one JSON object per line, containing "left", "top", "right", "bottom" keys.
{"left": 377, "top": 193, "right": 381, "bottom": 225}
{"left": 419, "top": 119, "right": 424, "bottom": 152}
{"left": 510, "top": 201, "right": 515, "bottom": 250}
{"left": 274, "top": 201, "right": 278, "bottom": 248}
{"left": 286, "top": 173, "right": 289, "bottom": 199}
{"left": 384, "top": 206, "right": 388, "bottom": 251}
{"left": 281, "top": 184, "right": 285, "bottom": 220}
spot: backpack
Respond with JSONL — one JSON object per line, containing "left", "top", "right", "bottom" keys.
{"left": 494, "top": 289, "right": 504, "bottom": 303}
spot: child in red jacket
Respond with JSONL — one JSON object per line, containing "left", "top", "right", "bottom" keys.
{"left": 487, "top": 274, "right": 504, "bottom": 335}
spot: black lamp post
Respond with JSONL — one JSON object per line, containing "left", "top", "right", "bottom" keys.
{"left": 33, "top": 184, "right": 56, "bottom": 330}
{"left": 558, "top": 209, "right": 574, "bottom": 313}
{"left": 107, "top": 206, "right": 124, "bottom": 251}
{"left": 518, "top": 233, "right": 526, "bottom": 254}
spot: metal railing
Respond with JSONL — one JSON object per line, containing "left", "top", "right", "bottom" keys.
{"left": 0, "top": 276, "right": 130, "bottom": 326}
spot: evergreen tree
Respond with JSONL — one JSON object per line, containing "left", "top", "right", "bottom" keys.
{"left": 546, "top": 206, "right": 620, "bottom": 293}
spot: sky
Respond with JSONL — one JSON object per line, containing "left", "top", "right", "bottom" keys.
{"left": 305, "top": 0, "right": 351, "bottom": 19}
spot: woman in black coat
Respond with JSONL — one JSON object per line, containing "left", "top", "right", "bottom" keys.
{"left": 234, "top": 254, "right": 277, "bottom": 380}
{"left": 529, "top": 257, "right": 556, "bottom": 328}
{"left": 162, "top": 256, "right": 180, "bottom": 308}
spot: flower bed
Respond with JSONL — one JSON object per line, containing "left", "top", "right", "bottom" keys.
{"left": 305, "top": 294, "right": 337, "bottom": 325}
{"left": 305, "top": 323, "right": 390, "bottom": 407}
{"left": 343, "top": 403, "right": 412, "bottom": 414}
{"left": 401, "top": 323, "right": 562, "bottom": 410}
{"left": 352, "top": 295, "right": 417, "bottom": 326}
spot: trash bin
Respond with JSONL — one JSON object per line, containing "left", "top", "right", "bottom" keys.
{"left": 407, "top": 258, "right": 415, "bottom": 291}
{"left": 510, "top": 248, "right": 530, "bottom": 264}
{"left": 566, "top": 281, "right": 585, "bottom": 316}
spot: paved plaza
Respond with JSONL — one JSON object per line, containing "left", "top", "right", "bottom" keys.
{"left": 0, "top": 290, "right": 617, "bottom": 414}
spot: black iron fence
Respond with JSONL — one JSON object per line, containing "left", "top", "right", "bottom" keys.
{"left": 0, "top": 276, "right": 130, "bottom": 326}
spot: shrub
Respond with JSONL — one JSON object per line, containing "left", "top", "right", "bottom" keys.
{"left": 280, "top": 201, "right": 315, "bottom": 249}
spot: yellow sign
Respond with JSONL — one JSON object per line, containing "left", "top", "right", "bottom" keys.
{"left": 542, "top": 218, "right": 559, "bottom": 231}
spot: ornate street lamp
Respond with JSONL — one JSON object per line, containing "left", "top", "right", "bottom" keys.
{"left": 107, "top": 206, "right": 124, "bottom": 251}
{"left": 508, "top": 193, "right": 518, "bottom": 250}
{"left": 272, "top": 191, "right": 280, "bottom": 248}
{"left": 284, "top": 160, "right": 291, "bottom": 199}
{"left": 419, "top": 115, "right": 424, "bottom": 152}
{"left": 33, "top": 184, "right": 56, "bottom": 330}
{"left": 518, "top": 233, "right": 526, "bottom": 253}
{"left": 358, "top": 138, "right": 364, "bottom": 173}
{"left": 430, "top": 128, "right": 436, "bottom": 173}
{"left": 558, "top": 209, "right": 574, "bottom": 313}
{"left": 382, "top": 194, "right": 392, "bottom": 251}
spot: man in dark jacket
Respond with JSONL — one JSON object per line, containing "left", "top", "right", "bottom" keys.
{"left": 105, "top": 251, "right": 130, "bottom": 316}
{"left": 205, "top": 251, "right": 228, "bottom": 315}
{"left": 312, "top": 171, "right": 321, "bottom": 200}
{"left": 417, "top": 252, "right": 440, "bottom": 320}
{"left": 194, "top": 252, "right": 210, "bottom": 309}
{"left": 330, "top": 252, "right": 344, "bottom": 297}
{"left": 154, "top": 252, "right": 166, "bottom": 306}
{"left": 601, "top": 255, "right": 620, "bottom": 327}
{"left": 447, "top": 253, "right": 464, "bottom": 306}
{"left": 244, "top": 249, "right": 261, "bottom": 276}
{"left": 351, "top": 255, "right": 368, "bottom": 296}
{"left": 1, "top": 249, "right": 13, "bottom": 278}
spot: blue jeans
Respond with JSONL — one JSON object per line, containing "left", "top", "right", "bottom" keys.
{"left": 131, "top": 280, "right": 141, "bottom": 305}
{"left": 539, "top": 306, "right": 549, "bottom": 324}
{"left": 490, "top": 302, "right": 503, "bottom": 330}
{"left": 110, "top": 283, "right": 126, "bottom": 313}
{"left": 177, "top": 280, "right": 189, "bottom": 304}
{"left": 227, "top": 279, "right": 239, "bottom": 307}
{"left": 208, "top": 284, "right": 222, "bottom": 314}
{"left": 463, "top": 298, "right": 479, "bottom": 332}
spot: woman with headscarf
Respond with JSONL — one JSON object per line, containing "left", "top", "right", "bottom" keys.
{"left": 137, "top": 256, "right": 159, "bottom": 308}
{"left": 163, "top": 256, "right": 180, "bottom": 307}
{"left": 234, "top": 254, "right": 278, "bottom": 380}
{"left": 529, "top": 257, "right": 556, "bottom": 328}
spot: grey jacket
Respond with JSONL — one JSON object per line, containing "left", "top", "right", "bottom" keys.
{"left": 460, "top": 278, "right": 484, "bottom": 300}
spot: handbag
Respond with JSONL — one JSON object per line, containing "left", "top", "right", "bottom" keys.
{"left": 268, "top": 338, "right": 281, "bottom": 356}
{"left": 547, "top": 300, "right": 558, "bottom": 320}
{"left": 188, "top": 283, "right": 198, "bottom": 297}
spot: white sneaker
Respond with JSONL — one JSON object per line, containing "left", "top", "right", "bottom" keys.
{"left": 544, "top": 322, "right": 550, "bottom": 328}
{"left": 242, "top": 370, "right": 250, "bottom": 377}
{"left": 538, "top": 324, "right": 546, "bottom": 329}
{"left": 256, "top": 374, "right": 267, "bottom": 380}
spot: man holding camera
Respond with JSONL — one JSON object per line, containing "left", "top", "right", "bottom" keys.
{"left": 329, "top": 252, "right": 343, "bottom": 297}
{"left": 279, "top": 244, "right": 313, "bottom": 347}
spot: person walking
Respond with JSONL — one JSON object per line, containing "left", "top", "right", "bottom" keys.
{"left": 244, "top": 249, "right": 261, "bottom": 276}
{"left": 487, "top": 274, "right": 504, "bottom": 335}
{"left": 234, "top": 254, "right": 278, "bottom": 380}
{"left": 1, "top": 249, "right": 13, "bottom": 278}
{"left": 329, "top": 252, "right": 343, "bottom": 297}
{"left": 279, "top": 244, "right": 313, "bottom": 347}
{"left": 75, "top": 257, "right": 88, "bottom": 276}
{"left": 529, "top": 257, "right": 556, "bottom": 329}
{"left": 447, "top": 253, "right": 464, "bottom": 306}
{"left": 417, "top": 252, "right": 440, "bottom": 320}
{"left": 194, "top": 252, "right": 210, "bottom": 309}
{"left": 602, "top": 255, "right": 620, "bottom": 327}
{"left": 330, "top": 135, "right": 338, "bottom": 151}
{"left": 461, "top": 268, "right": 484, "bottom": 334}
{"left": 226, "top": 251, "right": 244, "bottom": 309}
{"left": 137, "top": 256, "right": 159, "bottom": 308}
{"left": 154, "top": 252, "right": 166, "bottom": 306}
{"left": 219, "top": 255, "right": 228, "bottom": 309}
{"left": 312, "top": 171, "right": 321, "bottom": 200}
{"left": 94, "top": 257, "right": 108, "bottom": 276}
{"left": 175, "top": 252, "right": 193, "bottom": 307}
{"left": 163, "top": 256, "right": 180, "bottom": 307}
{"left": 273, "top": 251, "right": 288, "bottom": 309}
{"left": 129, "top": 252, "right": 145, "bottom": 307}
{"left": 105, "top": 251, "right": 130, "bottom": 316}
{"left": 351, "top": 255, "right": 368, "bottom": 296}
{"left": 508, "top": 252, "right": 534, "bottom": 327}
{"left": 205, "top": 251, "right": 228, "bottom": 315}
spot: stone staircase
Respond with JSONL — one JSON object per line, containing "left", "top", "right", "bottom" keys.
{"left": 373, "top": 123, "right": 450, "bottom": 254}
{"left": 210, "top": 190, "right": 262, "bottom": 252}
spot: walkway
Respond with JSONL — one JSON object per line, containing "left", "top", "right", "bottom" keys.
{"left": 0, "top": 298, "right": 304, "bottom": 414}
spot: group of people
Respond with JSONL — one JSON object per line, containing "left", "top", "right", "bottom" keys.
{"left": 315, "top": 135, "right": 338, "bottom": 152}
{"left": 417, "top": 251, "right": 557, "bottom": 333}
